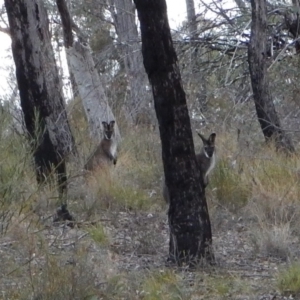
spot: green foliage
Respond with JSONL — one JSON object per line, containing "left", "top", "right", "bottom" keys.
{"left": 87, "top": 223, "right": 109, "bottom": 246}
{"left": 277, "top": 263, "right": 300, "bottom": 296}
{"left": 141, "top": 270, "right": 185, "bottom": 300}
{"left": 90, "top": 29, "right": 113, "bottom": 54}
{"left": 18, "top": 253, "right": 101, "bottom": 300}
{"left": 93, "top": 173, "right": 156, "bottom": 211}
{"left": 0, "top": 108, "right": 36, "bottom": 233}
{"left": 207, "top": 276, "right": 232, "bottom": 296}
{"left": 210, "top": 158, "right": 250, "bottom": 211}
{"left": 202, "top": 274, "right": 252, "bottom": 298}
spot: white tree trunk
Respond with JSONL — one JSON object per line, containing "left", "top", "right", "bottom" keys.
{"left": 186, "top": 0, "right": 197, "bottom": 36}
{"left": 110, "top": 0, "right": 150, "bottom": 123}
{"left": 66, "top": 41, "right": 120, "bottom": 141}
{"left": 56, "top": 0, "right": 120, "bottom": 142}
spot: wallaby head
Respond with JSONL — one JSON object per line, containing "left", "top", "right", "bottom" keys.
{"left": 102, "top": 120, "right": 115, "bottom": 140}
{"left": 84, "top": 120, "right": 117, "bottom": 171}
{"left": 197, "top": 132, "right": 216, "bottom": 158}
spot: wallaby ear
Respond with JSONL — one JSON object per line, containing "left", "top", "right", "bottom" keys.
{"left": 102, "top": 121, "right": 108, "bottom": 128}
{"left": 197, "top": 131, "right": 206, "bottom": 143}
{"left": 109, "top": 120, "right": 115, "bottom": 127}
{"left": 209, "top": 133, "right": 216, "bottom": 144}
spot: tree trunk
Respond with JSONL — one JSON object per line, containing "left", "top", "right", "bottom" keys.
{"left": 5, "top": 0, "right": 75, "bottom": 204}
{"left": 109, "top": 0, "right": 151, "bottom": 123}
{"left": 134, "top": 0, "right": 214, "bottom": 266}
{"left": 56, "top": 0, "right": 120, "bottom": 142}
{"left": 185, "top": 0, "right": 207, "bottom": 112}
{"left": 284, "top": 0, "right": 300, "bottom": 53}
{"left": 248, "top": 0, "right": 294, "bottom": 152}
{"left": 186, "top": 0, "right": 197, "bottom": 36}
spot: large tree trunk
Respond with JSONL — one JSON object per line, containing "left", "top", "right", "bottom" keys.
{"left": 56, "top": 0, "right": 120, "bottom": 142}
{"left": 248, "top": 0, "right": 294, "bottom": 152}
{"left": 134, "top": 0, "right": 214, "bottom": 266}
{"left": 5, "top": 0, "right": 75, "bottom": 205}
{"left": 109, "top": 0, "right": 151, "bottom": 124}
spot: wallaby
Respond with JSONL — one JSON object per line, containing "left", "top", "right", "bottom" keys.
{"left": 196, "top": 132, "right": 216, "bottom": 187}
{"left": 163, "top": 132, "right": 216, "bottom": 203}
{"left": 84, "top": 120, "right": 117, "bottom": 171}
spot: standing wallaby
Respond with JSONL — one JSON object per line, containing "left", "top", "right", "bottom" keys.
{"left": 196, "top": 132, "right": 216, "bottom": 187}
{"left": 162, "top": 132, "right": 216, "bottom": 203}
{"left": 84, "top": 120, "right": 117, "bottom": 171}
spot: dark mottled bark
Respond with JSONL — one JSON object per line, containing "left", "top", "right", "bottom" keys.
{"left": 248, "top": 0, "right": 294, "bottom": 152}
{"left": 56, "top": 0, "right": 73, "bottom": 48}
{"left": 134, "top": 0, "right": 214, "bottom": 266}
{"left": 5, "top": 0, "right": 75, "bottom": 202}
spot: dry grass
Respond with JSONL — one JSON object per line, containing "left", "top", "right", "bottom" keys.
{"left": 277, "top": 263, "right": 300, "bottom": 297}
{"left": 2, "top": 103, "right": 300, "bottom": 299}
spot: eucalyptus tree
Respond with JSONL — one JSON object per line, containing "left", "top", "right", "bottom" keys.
{"left": 248, "top": 0, "right": 295, "bottom": 151}
{"left": 5, "top": 0, "right": 76, "bottom": 214}
{"left": 134, "top": 0, "right": 214, "bottom": 266}
{"left": 56, "top": 0, "right": 120, "bottom": 142}
{"left": 109, "top": 0, "right": 151, "bottom": 124}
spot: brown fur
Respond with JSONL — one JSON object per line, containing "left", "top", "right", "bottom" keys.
{"left": 163, "top": 132, "right": 216, "bottom": 203}
{"left": 84, "top": 121, "right": 117, "bottom": 171}
{"left": 196, "top": 132, "right": 216, "bottom": 187}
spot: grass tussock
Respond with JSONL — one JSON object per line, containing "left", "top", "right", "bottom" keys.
{"left": 210, "top": 157, "right": 250, "bottom": 211}
{"left": 0, "top": 116, "right": 40, "bottom": 234}
{"left": 250, "top": 223, "right": 292, "bottom": 259}
{"left": 141, "top": 270, "right": 185, "bottom": 300}
{"left": 277, "top": 263, "right": 300, "bottom": 296}
{"left": 83, "top": 165, "right": 161, "bottom": 212}
{"left": 4, "top": 100, "right": 300, "bottom": 300}
{"left": 72, "top": 127, "right": 164, "bottom": 214}
{"left": 203, "top": 274, "right": 252, "bottom": 298}
{"left": 87, "top": 223, "right": 110, "bottom": 246}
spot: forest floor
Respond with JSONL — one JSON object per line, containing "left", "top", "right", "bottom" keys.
{"left": 0, "top": 199, "right": 298, "bottom": 300}
{"left": 1, "top": 127, "right": 300, "bottom": 299}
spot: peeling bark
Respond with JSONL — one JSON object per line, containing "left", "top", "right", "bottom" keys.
{"left": 56, "top": 0, "right": 120, "bottom": 142}
{"left": 66, "top": 42, "right": 120, "bottom": 141}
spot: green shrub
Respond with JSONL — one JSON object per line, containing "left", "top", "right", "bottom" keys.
{"left": 277, "top": 263, "right": 300, "bottom": 296}
{"left": 210, "top": 158, "right": 250, "bottom": 211}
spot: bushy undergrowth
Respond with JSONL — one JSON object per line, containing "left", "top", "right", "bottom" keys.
{"left": 210, "top": 157, "right": 250, "bottom": 211}
{"left": 141, "top": 270, "right": 184, "bottom": 300}
{"left": 3, "top": 103, "right": 300, "bottom": 298}
{"left": 0, "top": 111, "right": 38, "bottom": 234}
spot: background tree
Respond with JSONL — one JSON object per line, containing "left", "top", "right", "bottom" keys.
{"left": 109, "top": 0, "right": 152, "bottom": 124}
{"left": 5, "top": 0, "right": 75, "bottom": 210}
{"left": 185, "top": 0, "right": 208, "bottom": 112}
{"left": 134, "top": 0, "right": 214, "bottom": 265}
{"left": 248, "top": 0, "right": 294, "bottom": 152}
{"left": 56, "top": 0, "right": 120, "bottom": 143}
